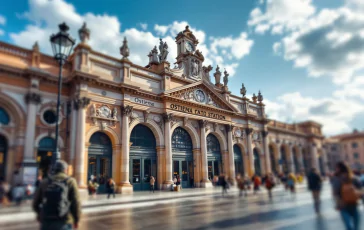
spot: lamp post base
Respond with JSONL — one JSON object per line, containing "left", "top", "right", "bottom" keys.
{"left": 20, "top": 159, "right": 38, "bottom": 186}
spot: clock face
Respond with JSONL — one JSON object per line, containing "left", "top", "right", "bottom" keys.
{"left": 234, "top": 129, "right": 241, "bottom": 137}
{"left": 185, "top": 41, "right": 194, "bottom": 52}
{"left": 194, "top": 89, "right": 206, "bottom": 103}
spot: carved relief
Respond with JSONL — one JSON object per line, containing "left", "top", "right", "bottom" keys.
{"left": 25, "top": 92, "right": 42, "bottom": 105}
{"left": 74, "top": 97, "right": 90, "bottom": 110}
{"left": 90, "top": 103, "right": 119, "bottom": 128}
{"left": 121, "top": 105, "right": 133, "bottom": 117}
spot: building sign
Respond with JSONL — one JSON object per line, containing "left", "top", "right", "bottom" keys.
{"left": 170, "top": 103, "right": 226, "bottom": 120}
{"left": 134, "top": 97, "right": 155, "bottom": 107}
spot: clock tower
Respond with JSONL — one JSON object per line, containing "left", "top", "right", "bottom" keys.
{"left": 175, "top": 26, "right": 205, "bottom": 80}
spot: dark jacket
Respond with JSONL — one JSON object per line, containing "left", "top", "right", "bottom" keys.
{"left": 32, "top": 172, "right": 81, "bottom": 225}
{"left": 307, "top": 172, "right": 322, "bottom": 191}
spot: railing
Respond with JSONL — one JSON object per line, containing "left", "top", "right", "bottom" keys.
{"left": 0, "top": 43, "right": 29, "bottom": 58}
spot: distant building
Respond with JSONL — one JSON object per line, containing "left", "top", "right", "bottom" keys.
{"left": 324, "top": 129, "right": 364, "bottom": 172}
{"left": 0, "top": 23, "right": 328, "bottom": 193}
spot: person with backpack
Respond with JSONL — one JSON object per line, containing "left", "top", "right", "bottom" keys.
{"left": 253, "top": 175, "right": 261, "bottom": 195}
{"left": 332, "top": 162, "right": 363, "bottom": 230}
{"left": 308, "top": 168, "right": 322, "bottom": 214}
{"left": 33, "top": 160, "right": 81, "bottom": 230}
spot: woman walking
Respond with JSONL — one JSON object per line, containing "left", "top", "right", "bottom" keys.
{"left": 332, "top": 162, "right": 363, "bottom": 230}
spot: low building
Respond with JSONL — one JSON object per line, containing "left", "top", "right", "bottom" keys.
{"left": 325, "top": 130, "right": 364, "bottom": 172}
{"left": 0, "top": 23, "right": 328, "bottom": 193}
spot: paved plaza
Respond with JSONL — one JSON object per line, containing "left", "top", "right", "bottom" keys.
{"left": 1, "top": 183, "right": 363, "bottom": 230}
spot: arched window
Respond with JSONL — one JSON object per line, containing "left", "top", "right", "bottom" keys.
{"left": 233, "top": 145, "right": 242, "bottom": 160}
{"left": 269, "top": 145, "right": 277, "bottom": 173}
{"left": 172, "top": 127, "right": 192, "bottom": 151}
{"left": 207, "top": 134, "right": 220, "bottom": 153}
{"left": 130, "top": 124, "right": 156, "bottom": 150}
{"left": 38, "top": 137, "right": 56, "bottom": 151}
{"left": 0, "top": 107, "right": 10, "bottom": 125}
{"left": 89, "top": 132, "right": 112, "bottom": 155}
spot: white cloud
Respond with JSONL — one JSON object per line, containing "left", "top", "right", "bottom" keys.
{"left": 154, "top": 24, "right": 168, "bottom": 36}
{"left": 139, "top": 23, "right": 147, "bottom": 30}
{"left": 9, "top": 0, "right": 252, "bottom": 80}
{"left": 333, "top": 76, "right": 364, "bottom": 100}
{"left": 248, "top": 0, "right": 316, "bottom": 33}
{"left": 210, "top": 32, "right": 254, "bottom": 59}
{"left": 0, "top": 29, "right": 4, "bottom": 36}
{"left": 0, "top": 15, "right": 5, "bottom": 25}
{"left": 272, "top": 42, "right": 282, "bottom": 55}
{"left": 265, "top": 91, "right": 364, "bottom": 135}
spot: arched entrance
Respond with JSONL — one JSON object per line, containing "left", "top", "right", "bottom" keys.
{"left": 293, "top": 147, "right": 300, "bottom": 173}
{"left": 0, "top": 135, "right": 8, "bottom": 181}
{"left": 172, "top": 127, "right": 194, "bottom": 188}
{"left": 129, "top": 124, "right": 157, "bottom": 191}
{"left": 269, "top": 145, "right": 277, "bottom": 175}
{"left": 207, "top": 133, "right": 222, "bottom": 180}
{"left": 280, "top": 145, "right": 289, "bottom": 174}
{"left": 88, "top": 132, "right": 112, "bottom": 193}
{"left": 233, "top": 145, "right": 244, "bottom": 176}
{"left": 37, "top": 137, "right": 56, "bottom": 178}
{"left": 253, "top": 147, "right": 261, "bottom": 176}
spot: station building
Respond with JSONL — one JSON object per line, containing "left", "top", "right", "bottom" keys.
{"left": 0, "top": 24, "right": 328, "bottom": 193}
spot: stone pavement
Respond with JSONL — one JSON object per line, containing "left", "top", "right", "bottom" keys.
{"left": 0, "top": 182, "right": 359, "bottom": 230}
{"left": 0, "top": 182, "right": 306, "bottom": 224}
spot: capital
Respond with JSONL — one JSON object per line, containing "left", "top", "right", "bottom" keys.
{"left": 225, "top": 124, "right": 233, "bottom": 132}
{"left": 199, "top": 120, "right": 208, "bottom": 128}
{"left": 261, "top": 130, "right": 268, "bottom": 138}
{"left": 24, "top": 92, "right": 42, "bottom": 105}
{"left": 162, "top": 113, "right": 174, "bottom": 122}
{"left": 245, "top": 128, "right": 253, "bottom": 135}
{"left": 73, "top": 97, "right": 91, "bottom": 110}
{"left": 121, "top": 105, "right": 133, "bottom": 116}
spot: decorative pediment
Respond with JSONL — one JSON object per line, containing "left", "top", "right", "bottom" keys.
{"left": 163, "top": 80, "right": 238, "bottom": 112}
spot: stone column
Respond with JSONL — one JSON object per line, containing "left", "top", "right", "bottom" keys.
{"left": 226, "top": 125, "right": 236, "bottom": 180}
{"left": 262, "top": 131, "right": 271, "bottom": 174}
{"left": 276, "top": 142, "right": 283, "bottom": 174}
{"left": 74, "top": 97, "right": 90, "bottom": 188}
{"left": 162, "top": 113, "right": 174, "bottom": 189}
{"left": 193, "top": 148, "right": 201, "bottom": 188}
{"left": 69, "top": 100, "right": 77, "bottom": 172}
{"left": 112, "top": 144, "right": 121, "bottom": 187}
{"left": 245, "top": 128, "right": 255, "bottom": 176}
{"left": 199, "top": 120, "right": 212, "bottom": 187}
{"left": 120, "top": 105, "right": 133, "bottom": 194}
{"left": 321, "top": 148, "right": 329, "bottom": 175}
{"left": 156, "top": 147, "right": 165, "bottom": 190}
{"left": 310, "top": 143, "right": 319, "bottom": 172}
{"left": 23, "top": 92, "right": 42, "bottom": 163}
{"left": 288, "top": 145, "right": 295, "bottom": 173}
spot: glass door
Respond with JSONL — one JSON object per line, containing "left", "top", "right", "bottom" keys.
{"left": 132, "top": 159, "right": 141, "bottom": 191}
{"left": 208, "top": 161, "right": 213, "bottom": 181}
{"left": 88, "top": 156, "right": 111, "bottom": 193}
{"left": 181, "top": 161, "right": 188, "bottom": 188}
{"left": 143, "top": 159, "right": 151, "bottom": 190}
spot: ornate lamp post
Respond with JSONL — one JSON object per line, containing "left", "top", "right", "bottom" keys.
{"left": 50, "top": 22, "right": 75, "bottom": 167}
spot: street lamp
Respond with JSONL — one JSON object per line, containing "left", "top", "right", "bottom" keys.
{"left": 50, "top": 22, "right": 76, "bottom": 168}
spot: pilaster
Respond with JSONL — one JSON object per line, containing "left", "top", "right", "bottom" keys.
{"left": 162, "top": 113, "right": 174, "bottom": 190}
{"left": 262, "top": 131, "right": 271, "bottom": 174}
{"left": 245, "top": 128, "right": 255, "bottom": 176}
{"left": 193, "top": 148, "right": 201, "bottom": 188}
{"left": 199, "top": 120, "right": 212, "bottom": 188}
{"left": 156, "top": 146, "right": 165, "bottom": 190}
{"left": 226, "top": 124, "right": 235, "bottom": 180}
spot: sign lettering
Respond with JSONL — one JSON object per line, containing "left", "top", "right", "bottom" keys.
{"left": 134, "top": 98, "right": 155, "bottom": 107}
{"left": 170, "top": 103, "right": 226, "bottom": 120}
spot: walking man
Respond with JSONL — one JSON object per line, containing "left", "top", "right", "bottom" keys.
{"left": 106, "top": 178, "right": 116, "bottom": 199}
{"left": 33, "top": 160, "right": 81, "bottom": 230}
{"left": 307, "top": 168, "right": 322, "bottom": 215}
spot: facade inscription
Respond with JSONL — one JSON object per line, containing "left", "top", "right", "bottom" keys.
{"left": 170, "top": 103, "right": 226, "bottom": 120}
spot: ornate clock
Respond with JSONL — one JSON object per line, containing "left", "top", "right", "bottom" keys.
{"left": 194, "top": 89, "right": 206, "bottom": 103}
{"left": 185, "top": 41, "right": 194, "bottom": 52}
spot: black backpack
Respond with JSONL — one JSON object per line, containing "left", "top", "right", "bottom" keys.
{"left": 41, "top": 177, "right": 70, "bottom": 220}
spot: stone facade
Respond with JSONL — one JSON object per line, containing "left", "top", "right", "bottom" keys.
{"left": 0, "top": 24, "right": 327, "bottom": 192}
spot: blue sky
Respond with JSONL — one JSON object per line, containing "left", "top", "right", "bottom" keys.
{"left": 0, "top": 0, "right": 364, "bottom": 135}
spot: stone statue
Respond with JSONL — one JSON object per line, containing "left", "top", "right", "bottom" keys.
{"left": 149, "top": 46, "right": 160, "bottom": 65}
{"left": 214, "top": 65, "right": 222, "bottom": 85}
{"left": 223, "top": 69, "right": 229, "bottom": 87}
{"left": 120, "top": 37, "right": 130, "bottom": 59}
{"left": 158, "top": 39, "right": 169, "bottom": 62}
{"left": 112, "top": 107, "right": 118, "bottom": 119}
{"left": 79, "top": 22, "right": 90, "bottom": 44}
{"left": 202, "top": 65, "right": 213, "bottom": 82}
{"left": 191, "top": 59, "right": 199, "bottom": 76}
{"left": 91, "top": 104, "right": 96, "bottom": 117}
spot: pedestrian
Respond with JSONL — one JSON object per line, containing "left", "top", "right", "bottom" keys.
{"left": 219, "top": 174, "right": 228, "bottom": 196}
{"left": 236, "top": 174, "right": 244, "bottom": 197}
{"left": 265, "top": 173, "right": 275, "bottom": 199}
{"left": 332, "top": 162, "right": 363, "bottom": 230}
{"left": 13, "top": 183, "right": 25, "bottom": 206}
{"left": 106, "top": 177, "right": 116, "bottom": 199}
{"left": 35, "top": 175, "right": 42, "bottom": 189}
{"left": 88, "top": 175, "right": 98, "bottom": 198}
{"left": 150, "top": 176, "right": 155, "bottom": 193}
{"left": 307, "top": 168, "right": 322, "bottom": 215}
{"left": 253, "top": 175, "right": 261, "bottom": 195}
{"left": 287, "top": 173, "right": 296, "bottom": 194}
{"left": 33, "top": 160, "right": 81, "bottom": 230}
